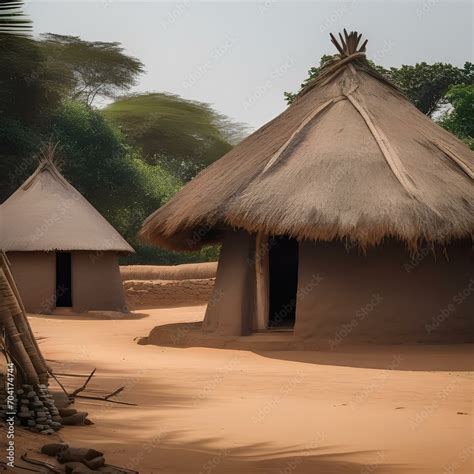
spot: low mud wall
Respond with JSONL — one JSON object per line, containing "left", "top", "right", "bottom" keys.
{"left": 120, "top": 262, "right": 217, "bottom": 281}
{"left": 124, "top": 278, "right": 215, "bottom": 309}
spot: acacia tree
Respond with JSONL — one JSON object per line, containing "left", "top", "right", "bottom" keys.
{"left": 103, "top": 92, "right": 248, "bottom": 180}
{"left": 41, "top": 34, "right": 144, "bottom": 105}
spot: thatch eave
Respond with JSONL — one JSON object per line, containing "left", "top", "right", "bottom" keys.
{"left": 140, "top": 211, "right": 473, "bottom": 253}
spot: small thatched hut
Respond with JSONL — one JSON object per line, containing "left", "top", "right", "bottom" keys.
{"left": 141, "top": 31, "right": 473, "bottom": 344}
{"left": 0, "top": 153, "right": 133, "bottom": 314}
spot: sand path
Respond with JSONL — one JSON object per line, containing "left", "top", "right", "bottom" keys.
{"left": 29, "top": 306, "right": 473, "bottom": 473}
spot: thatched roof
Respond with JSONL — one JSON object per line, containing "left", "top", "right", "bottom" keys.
{"left": 141, "top": 30, "right": 473, "bottom": 251}
{"left": 0, "top": 157, "right": 134, "bottom": 253}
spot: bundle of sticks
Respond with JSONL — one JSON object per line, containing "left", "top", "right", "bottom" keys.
{"left": 0, "top": 251, "right": 49, "bottom": 386}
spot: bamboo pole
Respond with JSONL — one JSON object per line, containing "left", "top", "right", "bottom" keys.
{"left": 0, "top": 253, "right": 48, "bottom": 383}
{"left": 0, "top": 252, "right": 51, "bottom": 375}
{"left": 7, "top": 295, "right": 48, "bottom": 384}
{"left": 0, "top": 268, "right": 40, "bottom": 385}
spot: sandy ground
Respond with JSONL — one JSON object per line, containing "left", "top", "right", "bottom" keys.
{"left": 26, "top": 306, "right": 474, "bottom": 474}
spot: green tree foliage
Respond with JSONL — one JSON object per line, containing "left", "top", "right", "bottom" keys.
{"left": 0, "top": 35, "right": 71, "bottom": 125}
{"left": 48, "top": 101, "right": 188, "bottom": 262}
{"left": 0, "top": 117, "right": 41, "bottom": 202}
{"left": 0, "top": 31, "right": 71, "bottom": 199}
{"left": 50, "top": 102, "right": 151, "bottom": 213}
{"left": 285, "top": 57, "right": 473, "bottom": 119}
{"left": 103, "top": 93, "right": 247, "bottom": 180}
{"left": 439, "top": 84, "right": 474, "bottom": 149}
{"left": 386, "top": 62, "right": 473, "bottom": 116}
{"left": 0, "top": 33, "right": 143, "bottom": 120}
{"left": 0, "top": 97, "right": 217, "bottom": 263}
{"left": 40, "top": 34, "right": 144, "bottom": 105}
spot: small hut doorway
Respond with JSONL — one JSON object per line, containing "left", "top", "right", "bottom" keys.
{"left": 268, "top": 236, "right": 298, "bottom": 328}
{"left": 56, "top": 252, "right": 72, "bottom": 307}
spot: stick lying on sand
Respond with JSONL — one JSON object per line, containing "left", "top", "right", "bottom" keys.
{"left": 51, "top": 372, "right": 93, "bottom": 378}
{"left": 20, "top": 453, "right": 62, "bottom": 473}
{"left": 104, "top": 464, "right": 139, "bottom": 474}
{"left": 104, "top": 386, "right": 125, "bottom": 400}
{"left": 0, "top": 460, "right": 40, "bottom": 473}
{"left": 49, "top": 371, "right": 71, "bottom": 401}
{"left": 50, "top": 368, "right": 137, "bottom": 406}
{"left": 70, "top": 368, "right": 96, "bottom": 397}
{"left": 75, "top": 393, "right": 137, "bottom": 406}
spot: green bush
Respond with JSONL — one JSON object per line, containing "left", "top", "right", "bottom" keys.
{"left": 49, "top": 101, "right": 206, "bottom": 263}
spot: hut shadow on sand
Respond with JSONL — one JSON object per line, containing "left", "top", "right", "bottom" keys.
{"left": 88, "top": 429, "right": 403, "bottom": 473}
{"left": 141, "top": 321, "right": 474, "bottom": 372}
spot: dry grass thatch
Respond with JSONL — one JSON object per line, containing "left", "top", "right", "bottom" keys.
{"left": 0, "top": 144, "right": 134, "bottom": 253}
{"left": 140, "top": 30, "right": 473, "bottom": 251}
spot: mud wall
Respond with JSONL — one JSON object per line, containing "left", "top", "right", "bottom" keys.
{"left": 295, "top": 240, "right": 473, "bottom": 344}
{"left": 120, "top": 262, "right": 217, "bottom": 281}
{"left": 7, "top": 251, "right": 56, "bottom": 313}
{"left": 8, "top": 251, "right": 127, "bottom": 313}
{"left": 202, "top": 231, "right": 256, "bottom": 336}
{"left": 124, "top": 278, "right": 215, "bottom": 309}
{"left": 72, "top": 252, "right": 127, "bottom": 312}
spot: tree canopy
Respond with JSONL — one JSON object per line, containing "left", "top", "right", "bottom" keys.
{"left": 48, "top": 102, "right": 190, "bottom": 262}
{"left": 0, "top": 35, "right": 71, "bottom": 125}
{"left": 40, "top": 34, "right": 144, "bottom": 106}
{"left": 439, "top": 84, "right": 474, "bottom": 149}
{"left": 103, "top": 93, "right": 247, "bottom": 180}
{"left": 386, "top": 62, "right": 473, "bottom": 116}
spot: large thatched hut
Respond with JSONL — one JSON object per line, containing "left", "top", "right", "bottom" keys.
{"left": 0, "top": 156, "right": 133, "bottom": 314}
{"left": 141, "top": 31, "right": 473, "bottom": 344}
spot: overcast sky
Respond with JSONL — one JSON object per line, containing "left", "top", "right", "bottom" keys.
{"left": 26, "top": 1, "right": 473, "bottom": 129}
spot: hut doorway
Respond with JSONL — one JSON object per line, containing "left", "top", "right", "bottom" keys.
{"left": 56, "top": 252, "right": 72, "bottom": 307}
{"left": 268, "top": 236, "right": 298, "bottom": 329}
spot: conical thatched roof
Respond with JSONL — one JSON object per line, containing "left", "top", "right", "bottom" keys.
{"left": 141, "top": 30, "right": 473, "bottom": 251}
{"left": 0, "top": 153, "right": 134, "bottom": 253}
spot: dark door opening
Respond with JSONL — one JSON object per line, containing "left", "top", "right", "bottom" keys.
{"left": 268, "top": 236, "right": 298, "bottom": 329}
{"left": 56, "top": 252, "right": 72, "bottom": 307}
